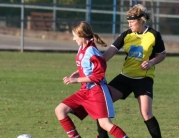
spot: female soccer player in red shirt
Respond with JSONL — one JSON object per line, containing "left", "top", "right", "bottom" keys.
{"left": 55, "top": 21, "right": 128, "bottom": 138}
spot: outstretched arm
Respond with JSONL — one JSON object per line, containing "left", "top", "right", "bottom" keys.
{"left": 103, "top": 46, "right": 118, "bottom": 62}
{"left": 63, "top": 76, "right": 92, "bottom": 85}
{"left": 70, "top": 70, "right": 79, "bottom": 78}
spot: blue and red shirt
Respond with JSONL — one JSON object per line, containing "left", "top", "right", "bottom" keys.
{"left": 76, "top": 39, "right": 107, "bottom": 89}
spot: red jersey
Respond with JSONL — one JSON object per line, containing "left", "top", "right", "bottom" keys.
{"left": 62, "top": 39, "right": 115, "bottom": 120}
{"left": 76, "top": 39, "right": 107, "bottom": 89}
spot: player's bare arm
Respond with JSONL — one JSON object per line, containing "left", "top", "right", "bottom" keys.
{"left": 70, "top": 70, "right": 79, "bottom": 78}
{"left": 103, "top": 46, "right": 118, "bottom": 61}
{"left": 141, "top": 52, "right": 166, "bottom": 70}
{"left": 63, "top": 76, "right": 92, "bottom": 85}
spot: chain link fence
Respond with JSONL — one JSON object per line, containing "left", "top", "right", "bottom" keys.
{"left": 0, "top": 0, "right": 178, "bottom": 53}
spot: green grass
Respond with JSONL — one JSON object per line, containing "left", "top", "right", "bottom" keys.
{"left": 0, "top": 51, "right": 179, "bottom": 138}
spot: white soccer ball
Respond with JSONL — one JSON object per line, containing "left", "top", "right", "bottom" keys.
{"left": 17, "top": 134, "right": 33, "bottom": 138}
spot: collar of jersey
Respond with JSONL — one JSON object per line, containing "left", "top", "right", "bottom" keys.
{"left": 136, "top": 25, "right": 149, "bottom": 35}
{"left": 81, "top": 38, "right": 94, "bottom": 50}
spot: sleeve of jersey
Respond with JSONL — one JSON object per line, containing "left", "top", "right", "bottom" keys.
{"left": 88, "top": 55, "right": 106, "bottom": 83}
{"left": 155, "top": 32, "right": 165, "bottom": 53}
{"left": 112, "top": 30, "right": 128, "bottom": 50}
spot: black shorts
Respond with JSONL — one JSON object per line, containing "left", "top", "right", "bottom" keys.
{"left": 108, "top": 74, "right": 154, "bottom": 99}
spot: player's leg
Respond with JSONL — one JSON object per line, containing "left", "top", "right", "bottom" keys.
{"left": 98, "top": 118, "right": 128, "bottom": 138}
{"left": 138, "top": 95, "right": 162, "bottom": 138}
{"left": 96, "top": 119, "right": 109, "bottom": 138}
{"left": 134, "top": 77, "right": 162, "bottom": 138}
{"left": 55, "top": 93, "right": 82, "bottom": 138}
{"left": 96, "top": 75, "right": 131, "bottom": 138}
{"left": 96, "top": 85, "right": 123, "bottom": 138}
{"left": 55, "top": 102, "right": 72, "bottom": 120}
{"left": 108, "top": 85, "right": 124, "bottom": 102}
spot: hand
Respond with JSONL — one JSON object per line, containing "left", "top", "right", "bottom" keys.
{"left": 63, "top": 76, "right": 78, "bottom": 85}
{"left": 140, "top": 61, "right": 154, "bottom": 70}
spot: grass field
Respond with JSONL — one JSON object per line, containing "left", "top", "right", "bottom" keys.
{"left": 0, "top": 51, "right": 179, "bottom": 138}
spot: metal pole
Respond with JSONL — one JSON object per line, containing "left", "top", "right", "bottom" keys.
{"left": 130, "top": 0, "right": 132, "bottom": 7}
{"left": 21, "top": 0, "right": 24, "bottom": 52}
{"left": 151, "top": 0, "right": 155, "bottom": 29}
{"left": 120, "top": 0, "right": 124, "bottom": 32}
{"left": 86, "top": 0, "right": 92, "bottom": 23}
{"left": 134, "top": 0, "right": 138, "bottom": 5}
{"left": 112, "top": 0, "right": 116, "bottom": 40}
{"left": 156, "top": 1, "right": 160, "bottom": 31}
{"left": 53, "top": 0, "right": 57, "bottom": 31}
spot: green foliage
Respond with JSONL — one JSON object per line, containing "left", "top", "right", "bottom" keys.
{"left": 0, "top": 52, "right": 179, "bottom": 138}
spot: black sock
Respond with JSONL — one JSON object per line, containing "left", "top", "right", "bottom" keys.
{"left": 144, "top": 116, "right": 162, "bottom": 138}
{"left": 96, "top": 120, "right": 109, "bottom": 138}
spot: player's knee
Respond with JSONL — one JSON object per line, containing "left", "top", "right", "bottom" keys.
{"left": 55, "top": 105, "right": 60, "bottom": 116}
{"left": 141, "top": 111, "right": 153, "bottom": 120}
{"left": 55, "top": 103, "right": 64, "bottom": 115}
{"left": 98, "top": 120, "right": 113, "bottom": 132}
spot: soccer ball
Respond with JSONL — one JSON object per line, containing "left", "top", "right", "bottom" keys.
{"left": 17, "top": 134, "right": 33, "bottom": 138}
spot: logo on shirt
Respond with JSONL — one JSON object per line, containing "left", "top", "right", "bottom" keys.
{"left": 79, "top": 53, "right": 83, "bottom": 60}
{"left": 128, "top": 45, "right": 143, "bottom": 58}
{"left": 76, "top": 61, "right": 80, "bottom": 66}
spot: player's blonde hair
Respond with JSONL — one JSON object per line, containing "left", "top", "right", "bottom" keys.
{"left": 127, "top": 4, "right": 151, "bottom": 22}
{"left": 72, "top": 21, "right": 107, "bottom": 47}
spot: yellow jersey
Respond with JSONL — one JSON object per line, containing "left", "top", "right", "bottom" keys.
{"left": 112, "top": 26, "right": 165, "bottom": 79}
